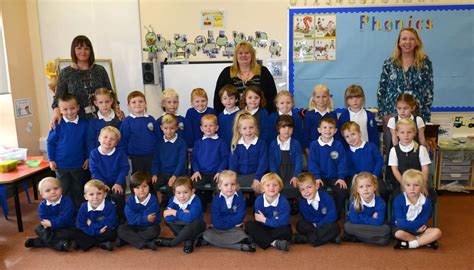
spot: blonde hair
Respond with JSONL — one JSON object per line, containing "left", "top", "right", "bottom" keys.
{"left": 297, "top": 172, "right": 316, "bottom": 186}
{"left": 99, "top": 126, "right": 121, "bottom": 141}
{"left": 38, "top": 177, "right": 60, "bottom": 195}
{"left": 240, "top": 86, "right": 266, "bottom": 109}
{"left": 191, "top": 88, "right": 208, "bottom": 101}
{"left": 340, "top": 121, "right": 361, "bottom": 135}
{"left": 396, "top": 118, "right": 419, "bottom": 150}
{"left": 161, "top": 113, "right": 178, "bottom": 127}
{"left": 162, "top": 88, "right": 179, "bottom": 100}
{"left": 274, "top": 90, "right": 294, "bottom": 105}
{"left": 201, "top": 114, "right": 217, "bottom": 125}
{"left": 402, "top": 169, "right": 428, "bottom": 195}
{"left": 217, "top": 170, "right": 239, "bottom": 191}
{"left": 84, "top": 179, "right": 107, "bottom": 193}
{"left": 230, "top": 42, "right": 261, "bottom": 78}
{"left": 231, "top": 111, "right": 259, "bottom": 152}
{"left": 308, "top": 84, "right": 334, "bottom": 111}
{"left": 344, "top": 84, "right": 365, "bottom": 107}
{"left": 351, "top": 172, "right": 378, "bottom": 213}
{"left": 391, "top": 28, "right": 428, "bottom": 70}
{"left": 260, "top": 173, "right": 283, "bottom": 193}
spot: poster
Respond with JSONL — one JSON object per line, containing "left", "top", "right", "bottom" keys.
{"left": 15, "top": 98, "right": 32, "bottom": 118}
{"left": 201, "top": 11, "right": 225, "bottom": 29}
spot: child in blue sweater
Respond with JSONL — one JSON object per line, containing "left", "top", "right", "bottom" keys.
{"left": 120, "top": 91, "right": 158, "bottom": 174}
{"left": 24, "top": 177, "right": 75, "bottom": 251}
{"left": 198, "top": 170, "right": 255, "bottom": 252}
{"left": 156, "top": 177, "right": 206, "bottom": 254}
{"left": 392, "top": 169, "right": 441, "bottom": 249}
{"left": 240, "top": 86, "right": 271, "bottom": 144}
{"left": 245, "top": 173, "right": 292, "bottom": 251}
{"left": 269, "top": 90, "right": 303, "bottom": 145}
{"left": 344, "top": 172, "right": 390, "bottom": 245}
{"left": 73, "top": 180, "right": 118, "bottom": 251}
{"left": 156, "top": 88, "right": 185, "bottom": 139}
{"left": 184, "top": 88, "right": 216, "bottom": 148}
{"left": 217, "top": 84, "right": 240, "bottom": 146}
{"left": 308, "top": 116, "right": 349, "bottom": 217}
{"left": 89, "top": 126, "right": 130, "bottom": 223}
{"left": 47, "top": 94, "right": 89, "bottom": 208}
{"left": 117, "top": 171, "right": 161, "bottom": 250}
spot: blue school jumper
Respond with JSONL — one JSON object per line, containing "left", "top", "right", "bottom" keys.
{"left": 38, "top": 196, "right": 75, "bottom": 230}
{"left": 269, "top": 109, "right": 304, "bottom": 145}
{"left": 47, "top": 117, "right": 88, "bottom": 169}
{"left": 336, "top": 108, "right": 379, "bottom": 149}
{"left": 76, "top": 200, "right": 118, "bottom": 236}
{"left": 211, "top": 191, "right": 246, "bottom": 230}
{"left": 124, "top": 194, "right": 161, "bottom": 227}
{"left": 192, "top": 137, "right": 229, "bottom": 174}
{"left": 391, "top": 193, "right": 433, "bottom": 232}
{"left": 348, "top": 196, "right": 386, "bottom": 226}
{"left": 184, "top": 107, "right": 216, "bottom": 148}
{"left": 217, "top": 109, "right": 239, "bottom": 147}
{"left": 302, "top": 110, "right": 337, "bottom": 149}
{"left": 346, "top": 142, "right": 384, "bottom": 177}
{"left": 308, "top": 138, "right": 348, "bottom": 180}
{"left": 254, "top": 194, "right": 290, "bottom": 228}
{"left": 165, "top": 195, "right": 204, "bottom": 223}
{"left": 119, "top": 115, "right": 158, "bottom": 156}
{"left": 156, "top": 114, "right": 185, "bottom": 139}
{"left": 89, "top": 147, "right": 130, "bottom": 187}
{"left": 151, "top": 135, "right": 187, "bottom": 177}
{"left": 86, "top": 114, "right": 121, "bottom": 153}
{"left": 228, "top": 138, "right": 268, "bottom": 181}
{"left": 298, "top": 190, "right": 337, "bottom": 227}
{"left": 252, "top": 108, "right": 272, "bottom": 144}
{"left": 268, "top": 138, "right": 303, "bottom": 177}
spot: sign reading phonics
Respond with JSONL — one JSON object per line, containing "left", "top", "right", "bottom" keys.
{"left": 360, "top": 15, "right": 433, "bottom": 31}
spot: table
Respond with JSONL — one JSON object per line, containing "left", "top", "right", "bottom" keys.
{"left": 0, "top": 157, "right": 51, "bottom": 232}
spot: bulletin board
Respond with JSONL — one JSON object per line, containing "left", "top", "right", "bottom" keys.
{"left": 288, "top": 5, "right": 474, "bottom": 111}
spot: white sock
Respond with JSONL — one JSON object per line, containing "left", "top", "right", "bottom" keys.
{"left": 408, "top": 240, "right": 419, "bottom": 249}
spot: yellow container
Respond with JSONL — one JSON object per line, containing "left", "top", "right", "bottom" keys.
{"left": 0, "top": 160, "right": 18, "bottom": 172}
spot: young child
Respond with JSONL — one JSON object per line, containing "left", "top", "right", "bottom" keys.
{"left": 191, "top": 114, "right": 229, "bottom": 210}
{"left": 87, "top": 88, "right": 122, "bottom": 153}
{"left": 47, "top": 94, "right": 89, "bottom": 208}
{"left": 89, "top": 126, "right": 130, "bottom": 223}
{"left": 120, "top": 90, "right": 158, "bottom": 174}
{"left": 302, "top": 84, "right": 337, "bottom": 151}
{"left": 269, "top": 90, "right": 303, "bottom": 145}
{"left": 336, "top": 85, "right": 379, "bottom": 149}
{"left": 344, "top": 172, "right": 391, "bottom": 245}
{"left": 292, "top": 172, "right": 340, "bottom": 246}
{"left": 117, "top": 171, "right": 161, "bottom": 250}
{"left": 198, "top": 170, "right": 255, "bottom": 252}
{"left": 268, "top": 115, "right": 303, "bottom": 210}
{"left": 229, "top": 111, "right": 268, "bottom": 193}
{"left": 240, "top": 86, "right": 271, "bottom": 144}
{"left": 157, "top": 88, "right": 185, "bottom": 139}
{"left": 392, "top": 169, "right": 441, "bottom": 249}
{"left": 151, "top": 114, "right": 187, "bottom": 205}
{"left": 156, "top": 176, "right": 206, "bottom": 254}
{"left": 73, "top": 180, "right": 118, "bottom": 251}
{"left": 217, "top": 84, "right": 240, "bottom": 146}
{"left": 388, "top": 93, "right": 426, "bottom": 147}
{"left": 388, "top": 118, "right": 431, "bottom": 195}
{"left": 184, "top": 88, "right": 216, "bottom": 148}
{"left": 308, "top": 116, "right": 349, "bottom": 217}
{"left": 245, "top": 173, "right": 292, "bottom": 251}
{"left": 24, "top": 177, "right": 75, "bottom": 251}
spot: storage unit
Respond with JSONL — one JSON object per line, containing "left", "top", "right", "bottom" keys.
{"left": 436, "top": 138, "right": 474, "bottom": 191}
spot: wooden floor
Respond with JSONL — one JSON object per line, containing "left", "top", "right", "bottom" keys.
{"left": 1, "top": 190, "right": 473, "bottom": 269}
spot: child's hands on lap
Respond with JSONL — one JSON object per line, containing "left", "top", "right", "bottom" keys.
{"left": 112, "top": 184, "right": 123, "bottom": 194}
{"left": 41, "top": 219, "right": 52, "bottom": 228}
{"left": 335, "top": 179, "right": 347, "bottom": 189}
{"left": 82, "top": 159, "right": 89, "bottom": 170}
{"left": 168, "top": 176, "right": 177, "bottom": 187}
{"left": 152, "top": 175, "right": 158, "bottom": 184}
{"left": 251, "top": 180, "right": 260, "bottom": 193}
{"left": 316, "top": 179, "right": 324, "bottom": 188}
{"left": 164, "top": 208, "right": 177, "bottom": 217}
{"left": 191, "top": 172, "right": 202, "bottom": 182}
{"left": 290, "top": 177, "right": 298, "bottom": 188}
{"left": 372, "top": 212, "right": 378, "bottom": 219}
{"left": 86, "top": 218, "right": 92, "bottom": 226}
{"left": 255, "top": 210, "right": 266, "bottom": 223}
{"left": 147, "top": 213, "right": 157, "bottom": 223}
{"left": 100, "top": 226, "right": 107, "bottom": 234}
{"left": 49, "top": 161, "right": 57, "bottom": 171}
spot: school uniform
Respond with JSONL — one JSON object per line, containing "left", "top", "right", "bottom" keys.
{"left": 228, "top": 136, "right": 268, "bottom": 187}
{"left": 269, "top": 109, "right": 304, "bottom": 145}
{"left": 184, "top": 107, "right": 216, "bottom": 148}
{"left": 119, "top": 114, "right": 158, "bottom": 174}
{"left": 268, "top": 137, "right": 303, "bottom": 199}
{"left": 47, "top": 116, "right": 89, "bottom": 208}
{"left": 344, "top": 195, "right": 391, "bottom": 245}
{"left": 248, "top": 107, "right": 272, "bottom": 144}
{"left": 308, "top": 137, "right": 349, "bottom": 216}
{"left": 297, "top": 190, "right": 340, "bottom": 246}
{"left": 218, "top": 107, "right": 240, "bottom": 146}
{"left": 192, "top": 135, "right": 229, "bottom": 188}
{"left": 118, "top": 194, "right": 161, "bottom": 249}
{"left": 391, "top": 192, "right": 433, "bottom": 235}
{"left": 87, "top": 110, "right": 122, "bottom": 153}
{"left": 156, "top": 113, "right": 185, "bottom": 139}
{"left": 337, "top": 108, "right": 379, "bottom": 149}
{"left": 302, "top": 109, "right": 337, "bottom": 149}
{"left": 245, "top": 193, "right": 292, "bottom": 249}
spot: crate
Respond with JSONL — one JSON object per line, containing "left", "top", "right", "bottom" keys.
{"left": 0, "top": 148, "right": 28, "bottom": 162}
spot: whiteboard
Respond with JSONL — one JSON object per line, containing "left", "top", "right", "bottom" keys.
{"left": 161, "top": 61, "right": 232, "bottom": 116}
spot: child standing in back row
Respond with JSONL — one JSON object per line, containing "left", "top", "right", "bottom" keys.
{"left": 269, "top": 90, "right": 303, "bottom": 145}
{"left": 217, "top": 84, "right": 240, "bottom": 146}
{"left": 184, "top": 88, "right": 216, "bottom": 149}
{"left": 157, "top": 88, "right": 185, "bottom": 139}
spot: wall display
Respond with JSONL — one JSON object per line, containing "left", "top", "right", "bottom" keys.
{"left": 15, "top": 98, "right": 33, "bottom": 118}
{"left": 293, "top": 14, "right": 336, "bottom": 62}
{"left": 201, "top": 10, "right": 225, "bottom": 29}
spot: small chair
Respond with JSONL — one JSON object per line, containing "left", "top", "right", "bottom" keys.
{"left": 0, "top": 182, "right": 31, "bottom": 220}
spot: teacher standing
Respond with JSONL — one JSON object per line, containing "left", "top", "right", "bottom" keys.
{"left": 214, "top": 41, "right": 278, "bottom": 114}
{"left": 377, "top": 27, "right": 434, "bottom": 122}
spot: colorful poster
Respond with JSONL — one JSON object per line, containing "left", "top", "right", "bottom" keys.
{"left": 201, "top": 11, "right": 225, "bottom": 29}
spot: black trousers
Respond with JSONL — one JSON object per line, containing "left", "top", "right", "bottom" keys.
{"left": 30, "top": 225, "right": 75, "bottom": 249}
{"left": 321, "top": 178, "right": 349, "bottom": 217}
{"left": 67, "top": 228, "right": 117, "bottom": 251}
{"left": 296, "top": 219, "right": 340, "bottom": 246}
{"left": 244, "top": 221, "right": 292, "bottom": 249}
{"left": 152, "top": 173, "right": 174, "bottom": 207}
{"left": 117, "top": 223, "right": 161, "bottom": 249}
{"left": 166, "top": 220, "right": 206, "bottom": 246}
{"left": 130, "top": 155, "right": 153, "bottom": 175}
{"left": 106, "top": 185, "right": 126, "bottom": 223}
{"left": 56, "top": 168, "right": 85, "bottom": 208}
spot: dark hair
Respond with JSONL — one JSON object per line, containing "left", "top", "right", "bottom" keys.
{"left": 275, "top": 114, "right": 294, "bottom": 132}
{"left": 240, "top": 86, "right": 267, "bottom": 109}
{"left": 129, "top": 171, "right": 152, "bottom": 191}
{"left": 319, "top": 115, "right": 336, "bottom": 127}
{"left": 71, "top": 35, "right": 95, "bottom": 66}
{"left": 218, "top": 84, "right": 239, "bottom": 100}
{"left": 57, "top": 93, "right": 78, "bottom": 104}
{"left": 172, "top": 176, "right": 193, "bottom": 192}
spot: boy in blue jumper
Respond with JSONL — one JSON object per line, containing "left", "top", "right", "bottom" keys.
{"left": 24, "top": 177, "right": 75, "bottom": 251}
{"left": 292, "top": 172, "right": 340, "bottom": 246}
{"left": 308, "top": 116, "right": 349, "bottom": 217}
{"left": 117, "top": 171, "right": 161, "bottom": 250}
{"left": 217, "top": 84, "right": 240, "bottom": 146}
{"left": 156, "top": 88, "right": 185, "bottom": 139}
{"left": 119, "top": 90, "right": 158, "bottom": 174}
{"left": 184, "top": 88, "right": 216, "bottom": 149}
{"left": 89, "top": 126, "right": 130, "bottom": 223}
{"left": 47, "top": 94, "right": 89, "bottom": 208}
{"left": 73, "top": 180, "right": 118, "bottom": 251}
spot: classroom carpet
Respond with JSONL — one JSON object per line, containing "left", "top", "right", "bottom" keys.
{"left": 0, "top": 191, "right": 473, "bottom": 270}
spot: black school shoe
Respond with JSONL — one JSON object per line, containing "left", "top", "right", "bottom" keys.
{"left": 183, "top": 240, "right": 193, "bottom": 253}
{"left": 426, "top": 241, "right": 439, "bottom": 250}
{"left": 156, "top": 237, "right": 173, "bottom": 247}
{"left": 99, "top": 241, "right": 114, "bottom": 251}
{"left": 240, "top": 243, "right": 256, "bottom": 252}
{"left": 195, "top": 235, "right": 209, "bottom": 247}
{"left": 53, "top": 240, "right": 73, "bottom": 252}
{"left": 273, "top": 240, "right": 289, "bottom": 252}
{"left": 393, "top": 240, "right": 409, "bottom": 249}
{"left": 143, "top": 240, "right": 158, "bottom": 251}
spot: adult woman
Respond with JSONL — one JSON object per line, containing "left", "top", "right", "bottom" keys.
{"left": 50, "top": 35, "right": 115, "bottom": 127}
{"left": 214, "top": 42, "right": 277, "bottom": 114}
{"left": 377, "top": 28, "right": 434, "bottom": 122}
